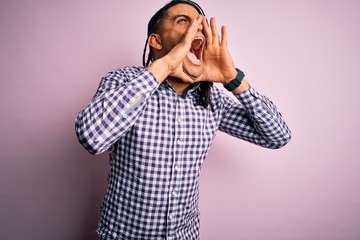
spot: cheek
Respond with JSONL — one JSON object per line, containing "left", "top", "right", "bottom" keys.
{"left": 160, "top": 27, "right": 188, "bottom": 53}
{"left": 165, "top": 31, "right": 185, "bottom": 48}
{"left": 161, "top": 38, "right": 178, "bottom": 53}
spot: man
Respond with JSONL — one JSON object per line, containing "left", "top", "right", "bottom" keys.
{"left": 75, "top": 0, "right": 291, "bottom": 239}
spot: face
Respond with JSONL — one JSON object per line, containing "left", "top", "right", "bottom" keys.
{"left": 154, "top": 4, "right": 205, "bottom": 79}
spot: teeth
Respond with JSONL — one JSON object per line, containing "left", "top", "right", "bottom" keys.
{"left": 192, "top": 37, "right": 204, "bottom": 51}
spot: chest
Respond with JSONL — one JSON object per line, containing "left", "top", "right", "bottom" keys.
{"left": 134, "top": 91, "right": 219, "bottom": 150}
{"left": 110, "top": 89, "right": 221, "bottom": 187}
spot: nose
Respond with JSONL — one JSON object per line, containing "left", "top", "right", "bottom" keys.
{"left": 198, "top": 16, "right": 204, "bottom": 31}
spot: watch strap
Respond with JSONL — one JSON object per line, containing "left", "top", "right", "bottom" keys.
{"left": 224, "top": 68, "right": 245, "bottom": 91}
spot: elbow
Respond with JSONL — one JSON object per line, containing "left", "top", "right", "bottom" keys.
{"left": 75, "top": 119, "right": 107, "bottom": 156}
{"left": 88, "top": 148, "right": 106, "bottom": 156}
{"left": 76, "top": 132, "right": 107, "bottom": 155}
{"left": 269, "top": 130, "right": 292, "bottom": 149}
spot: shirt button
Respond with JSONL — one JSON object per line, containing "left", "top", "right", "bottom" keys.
{"left": 174, "top": 165, "right": 180, "bottom": 171}
{"left": 177, "top": 117, "right": 182, "bottom": 123}
{"left": 177, "top": 139, "right": 182, "bottom": 145}
{"left": 172, "top": 190, "right": 177, "bottom": 197}
{"left": 168, "top": 213, "right": 175, "bottom": 220}
{"left": 120, "top": 110, "right": 127, "bottom": 118}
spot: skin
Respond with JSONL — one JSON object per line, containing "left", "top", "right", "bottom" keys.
{"left": 147, "top": 3, "right": 250, "bottom": 94}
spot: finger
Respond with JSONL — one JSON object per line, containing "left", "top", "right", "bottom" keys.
{"left": 202, "top": 16, "right": 212, "bottom": 45}
{"left": 210, "top": 17, "right": 220, "bottom": 46}
{"left": 185, "top": 15, "right": 203, "bottom": 42}
{"left": 175, "top": 15, "right": 202, "bottom": 59}
{"left": 167, "top": 16, "right": 203, "bottom": 73}
{"left": 220, "top": 25, "right": 228, "bottom": 47}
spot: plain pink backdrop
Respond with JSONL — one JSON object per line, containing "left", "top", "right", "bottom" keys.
{"left": 1, "top": 0, "right": 360, "bottom": 239}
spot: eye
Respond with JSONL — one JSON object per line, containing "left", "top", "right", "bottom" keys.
{"left": 177, "top": 17, "right": 189, "bottom": 24}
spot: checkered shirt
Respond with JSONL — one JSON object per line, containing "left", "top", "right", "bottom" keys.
{"left": 75, "top": 66, "right": 291, "bottom": 240}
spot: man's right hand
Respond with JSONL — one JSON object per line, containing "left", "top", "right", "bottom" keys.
{"left": 147, "top": 15, "right": 204, "bottom": 84}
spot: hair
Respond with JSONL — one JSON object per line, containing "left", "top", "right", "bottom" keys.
{"left": 143, "top": 0, "right": 214, "bottom": 111}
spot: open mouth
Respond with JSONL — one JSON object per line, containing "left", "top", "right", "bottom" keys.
{"left": 186, "top": 36, "right": 204, "bottom": 65}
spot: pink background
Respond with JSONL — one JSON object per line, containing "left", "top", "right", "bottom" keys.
{"left": 1, "top": 0, "right": 360, "bottom": 239}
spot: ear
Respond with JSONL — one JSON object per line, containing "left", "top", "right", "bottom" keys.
{"left": 148, "top": 33, "right": 162, "bottom": 51}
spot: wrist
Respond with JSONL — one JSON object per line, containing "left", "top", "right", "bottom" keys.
{"left": 147, "top": 58, "right": 171, "bottom": 84}
{"left": 222, "top": 69, "right": 238, "bottom": 85}
{"left": 223, "top": 68, "right": 245, "bottom": 92}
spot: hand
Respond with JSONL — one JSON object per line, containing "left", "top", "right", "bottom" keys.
{"left": 165, "top": 15, "right": 205, "bottom": 82}
{"left": 147, "top": 15, "right": 204, "bottom": 84}
{"left": 197, "top": 17, "right": 237, "bottom": 84}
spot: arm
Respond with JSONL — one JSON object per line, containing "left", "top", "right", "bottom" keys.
{"left": 75, "top": 67, "right": 159, "bottom": 155}
{"left": 198, "top": 17, "right": 290, "bottom": 147}
{"left": 75, "top": 16, "right": 206, "bottom": 155}
{"left": 219, "top": 86, "right": 291, "bottom": 149}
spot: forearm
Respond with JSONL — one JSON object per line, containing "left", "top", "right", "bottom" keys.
{"left": 235, "top": 87, "right": 291, "bottom": 148}
{"left": 146, "top": 58, "right": 171, "bottom": 84}
{"left": 219, "top": 87, "right": 291, "bottom": 149}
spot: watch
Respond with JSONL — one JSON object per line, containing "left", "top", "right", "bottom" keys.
{"left": 224, "top": 68, "right": 245, "bottom": 91}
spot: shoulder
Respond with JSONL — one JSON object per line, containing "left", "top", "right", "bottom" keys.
{"left": 104, "top": 66, "right": 147, "bottom": 82}
{"left": 210, "top": 84, "right": 240, "bottom": 111}
{"left": 209, "top": 84, "right": 227, "bottom": 110}
{"left": 210, "top": 84, "right": 230, "bottom": 103}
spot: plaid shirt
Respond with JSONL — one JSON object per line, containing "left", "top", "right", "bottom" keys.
{"left": 75, "top": 66, "right": 291, "bottom": 240}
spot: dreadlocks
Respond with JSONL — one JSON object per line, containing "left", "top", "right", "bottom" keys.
{"left": 143, "top": 0, "right": 214, "bottom": 111}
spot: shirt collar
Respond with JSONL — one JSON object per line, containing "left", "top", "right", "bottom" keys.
{"left": 160, "top": 79, "right": 201, "bottom": 97}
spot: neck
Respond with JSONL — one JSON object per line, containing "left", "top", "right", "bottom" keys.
{"left": 167, "top": 76, "right": 191, "bottom": 94}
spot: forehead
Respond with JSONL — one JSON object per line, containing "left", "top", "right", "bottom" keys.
{"left": 166, "top": 3, "right": 200, "bottom": 18}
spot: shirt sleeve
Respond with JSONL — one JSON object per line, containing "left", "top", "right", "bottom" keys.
{"left": 75, "top": 67, "right": 159, "bottom": 155}
{"left": 218, "top": 86, "right": 291, "bottom": 149}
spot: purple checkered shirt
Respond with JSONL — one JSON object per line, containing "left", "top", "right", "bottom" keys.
{"left": 75, "top": 66, "right": 291, "bottom": 240}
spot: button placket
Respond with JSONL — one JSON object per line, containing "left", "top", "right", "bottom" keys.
{"left": 176, "top": 138, "right": 183, "bottom": 146}
{"left": 166, "top": 95, "right": 185, "bottom": 235}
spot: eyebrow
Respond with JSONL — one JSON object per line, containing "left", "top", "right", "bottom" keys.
{"left": 172, "top": 14, "right": 191, "bottom": 21}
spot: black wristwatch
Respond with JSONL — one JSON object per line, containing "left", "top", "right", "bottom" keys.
{"left": 224, "top": 68, "right": 245, "bottom": 91}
